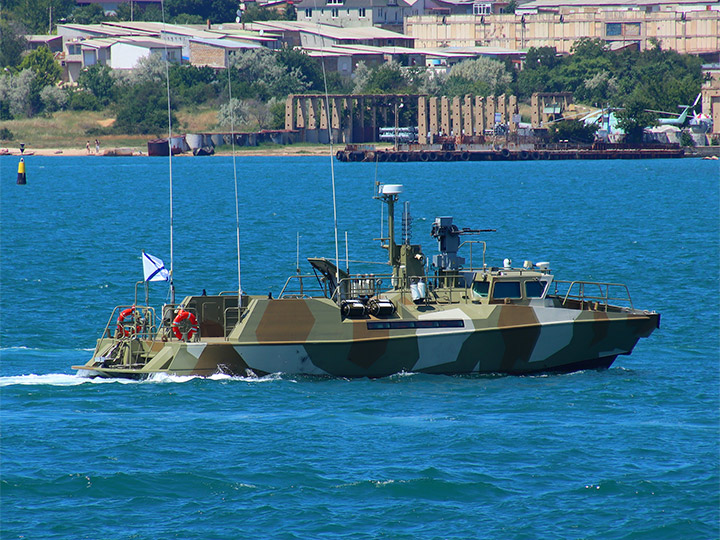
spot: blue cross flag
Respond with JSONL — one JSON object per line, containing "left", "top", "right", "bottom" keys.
{"left": 142, "top": 251, "right": 170, "bottom": 282}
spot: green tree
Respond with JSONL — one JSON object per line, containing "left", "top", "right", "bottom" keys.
{"left": 547, "top": 119, "right": 598, "bottom": 143}
{"left": 114, "top": 81, "right": 177, "bottom": 134}
{"left": 66, "top": 89, "right": 101, "bottom": 111}
{"left": 275, "top": 47, "right": 324, "bottom": 92}
{"left": 616, "top": 91, "right": 657, "bottom": 144}
{"left": 168, "top": 64, "right": 218, "bottom": 106}
{"left": 241, "top": 3, "right": 295, "bottom": 23}
{"left": 0, "top": 16, "right": 27, "bottom": 69}
{"left": 524, "top": 46, "right": 559, "bottom": 70}
{"left": 165, "top": 0, "right": 237, "bottom": 22}
{"left": 18, "top": 47, "right": 61, "bottom": 89}
{"left": 69, "top": 3, "right": 106, "bottom": 24}
{"left": 443, "top": 57, "right": 512, "bottom": 96}
{"left": 78, "top": 64, "right": 116, "bottom": 106}
{"left": 228, "top": 49, "right": 309, "bottom": 101}
{"left": 0, "top": 69, "right": 37, "bottom": 117}
{"left": 353, "top": 61, "right": 416, "bottom": 94}
{"left": 10, "top": 0, "right": 76, "bottom": 33}
{"left": 40, "top": 84, "right": 67, "bottom": 113}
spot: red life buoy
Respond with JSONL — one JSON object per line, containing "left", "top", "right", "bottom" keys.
{"left": 172, "top": 309, "right": 198, "bottom": 340}
{"left": 116, "top": 306, "right": 140, "bottom": 337}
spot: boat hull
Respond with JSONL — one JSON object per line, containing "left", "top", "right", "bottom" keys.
{"left": 74, "top": 298, "right": 659, "bottom": 379}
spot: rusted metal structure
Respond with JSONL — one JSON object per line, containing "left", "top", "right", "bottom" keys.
{"left": 285, "top": 93, "right": 521, "bottom": 144}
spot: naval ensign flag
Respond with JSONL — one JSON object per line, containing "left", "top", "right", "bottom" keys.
{"left": 142, "top": 251, "right": 170, "bottom": 282}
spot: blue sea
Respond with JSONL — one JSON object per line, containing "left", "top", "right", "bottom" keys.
{"left": 1, "top": 155, "right": 718, "bottom": 539}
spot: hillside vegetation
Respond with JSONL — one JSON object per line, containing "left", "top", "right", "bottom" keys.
{"left": 0, "top": 16, "right": 705, "bottom": 148}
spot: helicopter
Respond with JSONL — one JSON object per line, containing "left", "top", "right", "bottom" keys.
{"left": 649, "top": 93, "right": 702, "bottom": 127}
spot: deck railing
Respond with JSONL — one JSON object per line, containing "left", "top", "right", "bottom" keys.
{"left": 550, "top": 280, "right": 634, "bottom": 310}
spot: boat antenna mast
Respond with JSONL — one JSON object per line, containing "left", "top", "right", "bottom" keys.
{"left": 375, "top": 184, "right": 402, "bottom": 272}
{"left": 317, "top": 27, "right": 340, "bottom": 299}
{"left": 160, "top": 0, "right": 175, "bottom": 304}
{"left": 227, "top": 58, "right": 242, "bottom": 300}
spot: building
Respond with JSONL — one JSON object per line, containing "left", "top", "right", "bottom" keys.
{"left": 24, "top": 35, "right": 64, "bottom": 54}
{"left": 294, "top": 0, "right": 414, "bottom": 32}
{"left": 406, "top": 0, "right": 720, "bottom": 57}
{"left": 188, "top": 38, "right": 261, "bottom": 68}
{"left": 60, "top": 35, "right": 182, "bottom": 80}
{"left": 245, "top": 20, "right": 414, "bottom": 48}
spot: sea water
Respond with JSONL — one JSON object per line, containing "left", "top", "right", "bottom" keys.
{"left": 1, "top": 156, "right": 718, "bottom": 539}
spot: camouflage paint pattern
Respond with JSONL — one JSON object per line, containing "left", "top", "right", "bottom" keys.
{"left": 75, "top": 291, "right": 659, "bottom": 379}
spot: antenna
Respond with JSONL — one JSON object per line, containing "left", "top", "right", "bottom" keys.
{"left": 345, "top": 231, "right": 349, "bottom": 273}
{"left": 160, "top": 0, "right": 175, "bottom": 304}
{"left": 315, "top": 18, "right": 341, "bottom": 298}
{"left": 402, "top": 201, "right": 412, "bottom": 245}
{"left": 227, "top": 57, "right": 242, "bottom": 299}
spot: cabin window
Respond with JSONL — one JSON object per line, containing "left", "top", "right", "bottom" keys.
{"left": 525, "top": 280, "right": 546, "bottom": 298}
{"left": 305, "top": 8, "right": 312, "bottom": 17}
{"left": 472, "top": 281, "right": 489, "bottom": 298}
{"left": 359, "top": 7, "right": 366, "bottom": 17}
{"left": 331, "top": 7, "right": 339, "bottom": 17}
{"left": 492, "top": 281, "right": 521, "bottom": 299}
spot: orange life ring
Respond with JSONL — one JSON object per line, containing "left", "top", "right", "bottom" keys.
{"left": 116, "top": 307, "right": 140, "bottom": 337}
{"left": 172, "top": 309, "right": 198, "bottom": 340}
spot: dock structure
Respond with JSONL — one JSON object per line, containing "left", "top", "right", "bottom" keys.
{"left": 335, "top": 142, "right": 685, "bottom": 162}
{"left": 285, "top": 94, "right": 422, "bottom": 144}
{"left": 286, "top": 93, "right": 523, "bottom": 145}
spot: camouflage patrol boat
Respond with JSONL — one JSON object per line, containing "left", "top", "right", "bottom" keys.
{"left": 73, "top": 184, "right": 659, "bottom": 379}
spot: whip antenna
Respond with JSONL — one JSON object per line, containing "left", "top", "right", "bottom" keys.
{"left": 160, "top": 0, "right": 175, "bottom": 304}
{"left": 227, "top": 59, "right": 242, "bottom": 300}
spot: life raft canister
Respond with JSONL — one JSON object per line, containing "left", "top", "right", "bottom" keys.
{"left": 116, "top": 306, "right": 140, "bottom": 337}
{"left": 172, "top": 309, "right": 198, "bottom": 340}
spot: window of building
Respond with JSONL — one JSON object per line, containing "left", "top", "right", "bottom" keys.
{"left": 492, "top": 281, "right": 521, "bottom": 299}
{"left": 624, "top": 22, "right": 640, "bottom": 36}
{"left": 606, "top": 23, "right": 622, "bottom": 36}
{"left": 473, "top": 3, "right": 492, "bottom": 15}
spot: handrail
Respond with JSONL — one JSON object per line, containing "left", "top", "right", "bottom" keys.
{"left": 551, "top": 280, "right": 634, "bottom": 310}
{"left": 279, "top": 274, "right": 330, "bottom": 298}
{"left": 101, "top": 304, "right": 158, "bottom": 340}
{"left": 459, "top": 240, "right": 487, "bottom": 269}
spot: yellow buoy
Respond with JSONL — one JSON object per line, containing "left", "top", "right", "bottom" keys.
{"left": 17, "top": 158, "right": 26, "bottom": 185}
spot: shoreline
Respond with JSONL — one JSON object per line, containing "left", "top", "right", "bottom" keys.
{"left": 0, "top": 145, "right": 342, "bottom": 157}
{"left": 2, "top": 144, "right": 716, "bottom": 158}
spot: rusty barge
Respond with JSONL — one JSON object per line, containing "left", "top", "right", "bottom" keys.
{"left": 336, "top": 140, "right": 685, "bottom": 163}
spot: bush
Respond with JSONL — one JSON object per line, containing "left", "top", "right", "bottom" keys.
{"left": 40, "top": 85, "right": 68, "bottom": 113}
{"left": 679, "top": 131, "right": 695, "bottom": 147}
{"left": 548, "top": 119, "right": 599, "bottom": 144}
{"left": 67, "top": 89, "right": 101, "bottom": 111}
{"left": 0, "top": 127, "right": 14, "bottom": 141}
{"left": 114, "top": 81, "right": 177, "bottom": 134}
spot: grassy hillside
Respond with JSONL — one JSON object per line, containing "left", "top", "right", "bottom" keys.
{"left": 0, "top": 105, "right": 221, "bottom": 151}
